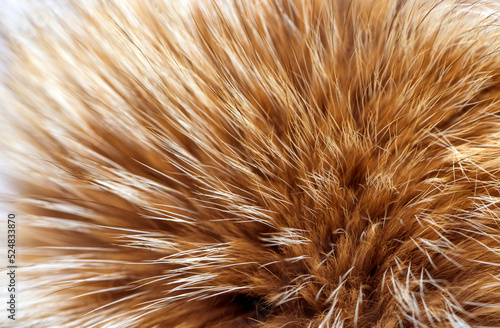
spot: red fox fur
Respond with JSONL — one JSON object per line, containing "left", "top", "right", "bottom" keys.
{"left": 3, "top": 0, "right": 500, "bottom": 326}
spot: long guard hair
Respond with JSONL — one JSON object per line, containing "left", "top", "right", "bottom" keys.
{"left": 2, "top": 0, "right": 500, "bottom": 326}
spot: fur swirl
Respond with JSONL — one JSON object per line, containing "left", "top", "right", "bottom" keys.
{"left": 3, "top": 0, "right": 500, "bottom": 326}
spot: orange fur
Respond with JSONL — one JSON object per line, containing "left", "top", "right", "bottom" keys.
{"left": 3, "top": 0, "right": 500, "bottom": 326}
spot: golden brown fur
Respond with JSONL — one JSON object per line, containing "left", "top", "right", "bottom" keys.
{"left": 3, "top": 0, "right": 500, "bottom": 326}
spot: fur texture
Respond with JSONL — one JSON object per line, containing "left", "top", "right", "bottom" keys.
{"left": 3, "top": 0, "right": 500, "bottom": 326}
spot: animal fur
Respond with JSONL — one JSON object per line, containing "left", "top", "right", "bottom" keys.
{"left": 2, "top": 0, "right": 500, "bottom": 326}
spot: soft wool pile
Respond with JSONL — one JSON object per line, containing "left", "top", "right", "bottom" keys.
{"left": 3, "top": 0, "right": 500, "bottom": 326}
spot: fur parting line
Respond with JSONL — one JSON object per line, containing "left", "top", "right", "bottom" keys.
{"left": 2, "top": 0, "right": 500, "bottom": 326}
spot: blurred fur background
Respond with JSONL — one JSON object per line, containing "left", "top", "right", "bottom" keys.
{"left": 3, "top": 0, "right": 500, "bottom": 326}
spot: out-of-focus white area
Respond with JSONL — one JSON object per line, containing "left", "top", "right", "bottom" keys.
{"left": 1, "top": 2, "right": 28, "bottom": 326}
{"left": 0, "top": 0, "right": 29, "bottom": 238}
{"left": 1, "top": 0, "right": 77, "bottom": 186}
{"left": 0, "top": 2, "right": 66, "bottom": 325}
